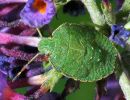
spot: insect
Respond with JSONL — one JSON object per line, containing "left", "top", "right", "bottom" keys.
{"left": 12, "top": 23, "right": 118, "bottom": 96}
{"left": 38, "top": 23, "right": 118, "bottom": 82}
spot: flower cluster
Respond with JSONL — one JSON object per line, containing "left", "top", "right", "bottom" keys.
{"left": 0, "top": 0, "right": 57, "bottom": 99}
{"left": 0, "top": 0, "right": 82, "bottom": 99}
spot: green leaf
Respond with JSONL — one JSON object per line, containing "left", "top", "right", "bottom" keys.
{"left": 38, "top": 23, "right": 118, "bottom": 82}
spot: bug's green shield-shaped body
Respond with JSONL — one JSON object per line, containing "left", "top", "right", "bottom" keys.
{"left": 38, "top": 23, "right": 118, "bottom": 82}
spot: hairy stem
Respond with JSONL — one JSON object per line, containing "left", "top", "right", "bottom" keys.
{"left": 120, "top": 0, "right": 130, "bottom": 13}
{"left": 117, "top": 53, "right": 130, "bottom": 100}
{"left": 119, "top": 72, "right": 130, "bottom": 100}
{"left": 81, "top": 0, "right": 105, "bottom": 26}
{"left": 116, "top": 0, "right": 130, "bottom": 23}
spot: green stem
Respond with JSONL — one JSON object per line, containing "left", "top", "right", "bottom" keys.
{"left": 121, "top": 0, "right": 130, "bottom": 13}
{"left": 101, "top": 2, "right": 115, "bottom": 26}
{"left": 124, "top": 21, "right": 130, "bottom": 30}
{"left": 119, "top": 72, "right": 130, "bottom": 100}
{"left": 116, "top": 0, "right": 130, "bottom": 23}
{"left": 117, "top": 53, "right": 130, "bottom": 100}
{"left": 81, "top": 0, "right": 105, "bottom": 27}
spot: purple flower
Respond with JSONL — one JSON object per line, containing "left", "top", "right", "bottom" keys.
{"left": 20, "top": 0, "right": 56, "bottom": 28}
{"left": 0, "top": 4, "right": 52, "bottom": 98}
{"left": 0, "top": 55, "right": 14, "bottom": 63}
{"left": 0, "top": 54, "right": 15, "bottom": 74}
{"left": 96, "top": 74, "right": 125, "bottom": 100}
{"left": 109, "top": 24, "right": 130, "bottom": 47}
{"left": 0, "top": 71, "right": 26, "bottom": 100}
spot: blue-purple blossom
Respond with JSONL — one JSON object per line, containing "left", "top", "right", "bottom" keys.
{"left": 96, "top": 74, "right": 125, "bottom": 100}
{"left": 0, "top": 55, "right": 14, "bottom": 63}
{"left": 0, "top": 55, "right": 15, "bottom": 76}
{"left": 109, "top": 24, "right": 130, "bottom": 47}
{"left": 20, "top": 0, "right": 56, "bottom": 28}
{"left": 26, "top": 63, "right": 44, "bottom": 77}
{"left": 0, "top": 3, "right": 52, "bottom": 99}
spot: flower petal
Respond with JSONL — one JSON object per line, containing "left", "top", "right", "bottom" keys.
{"left": 20, "top": 0, "right": 56, "bottom": 28}
{"left": 109, "top": 25, "right": 130, "bottom": 47}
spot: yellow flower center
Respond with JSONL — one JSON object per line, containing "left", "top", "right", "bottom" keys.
{"left": 33, "top": 0, "right": 47, "bottom": 14}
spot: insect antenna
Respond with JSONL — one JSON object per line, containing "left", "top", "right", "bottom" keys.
{"left": 12, "top": 53, "right": 40, "bottom": 82}
{"left": 36, "top": 28, "right": 43, "bottom": 38}
{"left": 12, "top": 27, "right": 44, "bottom": 82}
